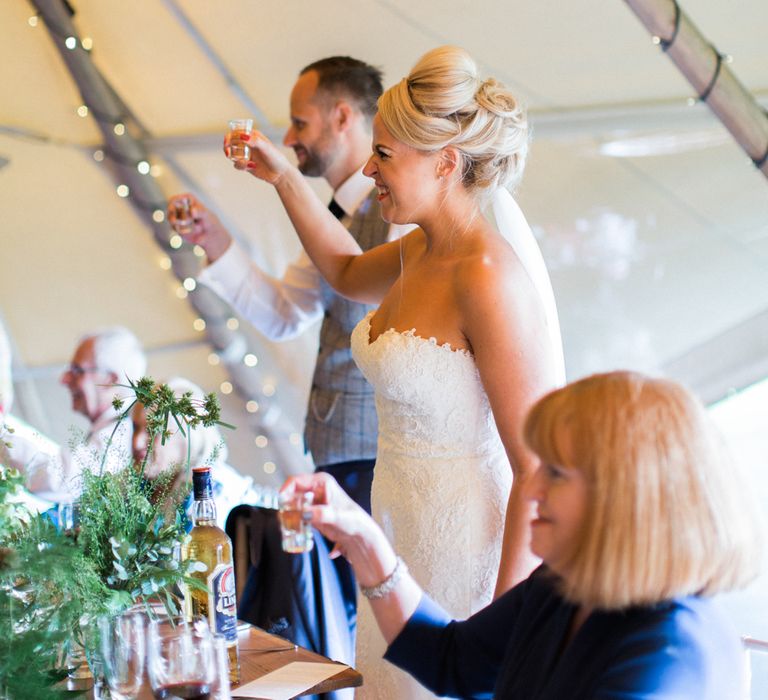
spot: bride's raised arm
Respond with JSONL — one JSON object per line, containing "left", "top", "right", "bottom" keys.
{"left": 230, "top": 130, "right": 408, "bottom": 305}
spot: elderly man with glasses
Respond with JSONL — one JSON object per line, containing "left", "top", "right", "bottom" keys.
{"left": 42, "top": 326, "right": 147, "bottom": 502}
{"left": 2, "top": 325, "right": 145, "bottom": 509}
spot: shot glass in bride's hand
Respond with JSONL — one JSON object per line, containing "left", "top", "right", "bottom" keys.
{"left": 278, "top": 491, "right": 314, "bottom": 553}
{"left": 169, "top": 195, "right": 194, "bottom": 235}
{"left": 227, "top": 119, "right": 253, "bottom": 162}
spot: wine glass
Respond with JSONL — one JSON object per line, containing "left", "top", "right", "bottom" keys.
{"left": 147, "top": 617, "right": 217, "bottom": 700}
{"left": 99, "top": 611, "right": 146, "bottom": 700}
{"left": 210, "top": 634, "right": 232, "bottom": 700}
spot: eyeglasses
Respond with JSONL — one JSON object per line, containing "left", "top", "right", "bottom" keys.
{"left": 63, "top": 364, "right": 103, "bottom": 378}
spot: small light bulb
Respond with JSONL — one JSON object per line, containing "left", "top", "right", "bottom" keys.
{"left": 246, "top": 400, "right": 259, "bottom": 413}
{"left": 226, "top": 317, "right": 239, "bottom": 330}
{"left": 65, "top": 36, "right": 77, "bottom": 50}
{"left": 686, "top": 97, "right": 697, "bottom": 107}
{"left": 651, "top": 36, "right": 661, "bottom": 45}
{"left": 113, "top": 123, "right": 126, "bottom": 136}
{"left": 183, "top": 277, "right": 196, "bottom": 292}
{"left": 81, "top": 37, "right": 93, "bottom": 50}
{"left": 255, "top": 435, "right": 268, "bottom": 448}
{"left": 93, "top": 149, "right": 104, "bottom": 162}
{"left": 28, "top": 15, "right": 39, "bottom": 27}
{"left": 243, "top": 353, "right": 258, "bottom": 367}
{"left": 77, "top": 105, "right": 88, "bottom": 118}
{"left": 137, "top": 160, "right": 150, "bottom": 174}
{"left": 175, "top": 287, "right": 188, "bottom": 299}
{"left": 116, "top": 184, "right": 129, "bottom": 197}
{"left": 169, "top": 234, "right": 183, "bottom": 249}
{"left": 220, "top": 381, "right": 233, "bottom": 394}
{"left": 150, "top": 164, "right": 162, "bottom": 177}
{"left": 152, "top": 209, "right": 165, "bottom": 223}
{"left": 158, "top": 255, "right": 172, "bottom": 270}
{"left": 724, "top": 54, "right": 733, "bottom": 64}
{"left": 262, "top": 383, "right": 276, "bottom": 397}
{"left": 208, "top": 353, "right": 220, "bottom": 366}
{"left": 263, "top": 462, "right": 276, "bottom": 475}
{"left": 193, "top": 318, "right": 206, "bottom": 332}
{"left": 193, "top": 245, "right": 205, "bottom": 258}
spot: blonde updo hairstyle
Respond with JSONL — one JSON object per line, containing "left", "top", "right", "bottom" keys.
{"left": 378, "top": 46, "right": 528, "bottom": 200}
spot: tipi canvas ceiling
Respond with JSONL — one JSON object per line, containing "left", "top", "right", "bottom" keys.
{"left": 1, "top": 0, "right": 767, "bottom": 483}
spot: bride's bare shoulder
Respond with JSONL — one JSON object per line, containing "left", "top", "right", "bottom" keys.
{"left": 459, "top": 232, "right": 529, "bottom": 281}
{"left": 455, "top": 237, "right": 540, "bottom": 313}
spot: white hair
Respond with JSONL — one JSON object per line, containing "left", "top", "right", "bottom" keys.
{"left": 83, "top": 326, "right": 147, "bottom": 384}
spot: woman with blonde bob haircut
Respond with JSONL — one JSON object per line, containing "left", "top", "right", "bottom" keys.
{"left": 282, "top": 371, "right": 763, "bottom": 699}
{"left": 523, "top": 371, "right": 761, "bottom": 610}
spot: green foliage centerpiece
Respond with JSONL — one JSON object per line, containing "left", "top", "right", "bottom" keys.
{"left": 0, "top": 377, "right": 233, "bottom": 698}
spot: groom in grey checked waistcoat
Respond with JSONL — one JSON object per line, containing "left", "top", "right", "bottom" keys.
{"left": 173, "top": 57, "right": 410, "bottom": 513}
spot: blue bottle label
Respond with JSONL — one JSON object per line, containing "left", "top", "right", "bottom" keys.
{"left": 207, "top": 563, "right": 237, "bottom": 643}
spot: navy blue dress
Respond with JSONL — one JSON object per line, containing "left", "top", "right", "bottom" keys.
{"left": 384, "top": 567, "right": 745, "bottom": 699}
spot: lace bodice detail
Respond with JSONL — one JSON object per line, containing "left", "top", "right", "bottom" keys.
{"left": 350, "top": 311, "right": 511, "bottom": 699}
{"left": 351, "top": 312, "right": 504, "bottom": 460}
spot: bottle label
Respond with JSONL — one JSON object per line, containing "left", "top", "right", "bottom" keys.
{"left": 207, "top": 563, "right": 237, "bottom": 643}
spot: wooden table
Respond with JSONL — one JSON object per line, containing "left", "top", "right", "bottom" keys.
{"left": 69, "top": 622, "right": 362, "bottom": 698}
{"left": 234, "top": 622, "right": 361, "bottom": 697}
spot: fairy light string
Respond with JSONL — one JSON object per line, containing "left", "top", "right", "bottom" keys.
{"left": 28, "top": 0, "right": 305, "bottom": 481}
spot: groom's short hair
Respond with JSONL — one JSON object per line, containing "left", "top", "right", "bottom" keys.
{"left": 300, "top": 56, "right": 383, "bottom": 121}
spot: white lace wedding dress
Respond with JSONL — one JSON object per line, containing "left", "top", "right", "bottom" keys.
{"left": 350, "top": 311, "right": 512, "bottom": 699}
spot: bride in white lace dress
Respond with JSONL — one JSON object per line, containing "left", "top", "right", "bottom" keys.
{"left": 349, "top": 311, "right": 514, "bottom": 696}
{"left": 234, "top": 46, "right": 564, "bottom": 698}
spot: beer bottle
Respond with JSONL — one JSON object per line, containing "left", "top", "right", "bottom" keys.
{"left": 182, "top": 466, "right": 241, "bottom": 684}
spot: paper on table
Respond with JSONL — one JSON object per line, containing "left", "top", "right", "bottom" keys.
{"left": 233, "top": 661, "right": 349, "bottom": 699}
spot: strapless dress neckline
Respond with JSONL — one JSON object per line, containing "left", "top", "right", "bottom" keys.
{"left": 363, "top": 310, "right": 473, "bottom": 359}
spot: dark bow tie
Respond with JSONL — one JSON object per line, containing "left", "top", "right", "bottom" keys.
{"left": 328, "top": 198, "right": 345, "bottom": 220}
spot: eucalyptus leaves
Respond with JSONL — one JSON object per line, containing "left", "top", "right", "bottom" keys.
{"left": 77, "top": 465, "right": 205, "bottom": 615}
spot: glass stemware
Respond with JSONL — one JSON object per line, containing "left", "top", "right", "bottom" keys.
{"left": 99, "top": 611, "right": 146, "bottom": 700}
{"left": 211, "top": 634, "right": 232, "bottom": 700}
{"left": 64, "top": 613, "right": 92, "bottom": 681}
{"left": 147, "top": 617, "right": 218, "bottom": 700}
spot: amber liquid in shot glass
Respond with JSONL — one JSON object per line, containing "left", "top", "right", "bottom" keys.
{"left": 173, "top": 196, "right": 194, "bottom": 235}
{"left": 278, "top": 492, "right": 314, "bottom": 553}
{"left": 227, "top": 119, "right": 253, "bottom": 161}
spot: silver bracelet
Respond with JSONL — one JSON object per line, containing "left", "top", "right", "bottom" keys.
{"left": 359, "top": 556, "right": 408, "bottom": 599}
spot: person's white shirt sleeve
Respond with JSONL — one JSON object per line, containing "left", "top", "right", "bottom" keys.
{"left": 198, "top": 242, "right": 325, "bottom": 342}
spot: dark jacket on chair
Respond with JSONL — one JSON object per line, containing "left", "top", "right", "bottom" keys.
{"left": 225, "top": 505, "right": 355, "bottom": 700}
